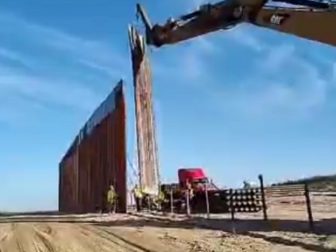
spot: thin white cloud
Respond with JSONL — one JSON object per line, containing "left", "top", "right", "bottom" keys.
{"left": 78, "top": 59, "right": 128, "bottom": 80}
{"left": 0, "top": 11, "right": 127, "bottom": 73}
{"left": 0, "top": 47, "right": 37, "bottom": 68}
{"left": 257, "top": 43, "right": 295, "bottom": 72}
{"left": 0, "top": 72, "right": 101, "bottom": 112}
{"left": 0, "top": 95, "right": 45, "bottom": 127}
{"left": 152, "top": 33, "right": 219, "bottom": 88}
{"left": 224, "top": 24, "right": 267, "bottom": 52}
{"left": 0, "top": 11, "right": 126, "bottom": 125}
{"left": 0, "top": 48, "right": 23, "bottom": 62}
{"left": 193, "top": 36, "right": 218, "bottom": 54}
{"left": 151, "top": 15, "right": 335, "bottom": 117}
{"left": 210, "top": 44, "right": 332, "bottom": 116}
{"left": 332, "top": 63, "right": 336, "bottom": 83}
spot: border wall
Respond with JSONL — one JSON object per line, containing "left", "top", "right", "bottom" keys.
{"left": 59, "top": 80, "right": 126, "bottom": 213}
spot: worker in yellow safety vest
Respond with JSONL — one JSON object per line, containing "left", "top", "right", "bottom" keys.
{"left": 141, "top": 186, "right": 159, "bottom": 210}
{"left": 158, "top": 190, "right": 165, "bottom": 202}
{"left": 107, "top": 184, "right": 117, "bottom": 214}
{"left": 155, "top": 190, "right": 165, "bottom": 210}
{"left": 133, "top": 185, "right": 143, "bottom": 212}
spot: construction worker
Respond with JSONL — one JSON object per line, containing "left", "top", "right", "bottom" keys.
{"left": 186, "top": 180, "right": 194, "bottom": 198}
{"left": 107, "top": 184, "right": 117, "bottom": 214}
{"left": 155, "top": 190, "right": 165, "bottom": 210}
{"left": 243, "top": 180, "right": 250, "bottom": 189}
{"left": 184, "top": 180, "right": 194, "bottom": 215}
{"left": 133, "top": 184, "right": 143, "bottom": 212}
{"left": 142, "top": 186, "right": 152, "bottom": 210}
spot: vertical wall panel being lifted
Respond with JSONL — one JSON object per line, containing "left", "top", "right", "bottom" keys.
{"left": 59, "top": 80, "right": 126, "bottom": 213}
{"left": 129, "top": 26, "right": 160, "bottom": 195}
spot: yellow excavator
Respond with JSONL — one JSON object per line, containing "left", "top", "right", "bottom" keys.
{"left": 136, "top": 0, "right": 336, "bottom": 48}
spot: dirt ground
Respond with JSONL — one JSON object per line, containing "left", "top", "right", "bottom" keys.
{"left": 0, "top": 195, "right": 335, "bottom": 252}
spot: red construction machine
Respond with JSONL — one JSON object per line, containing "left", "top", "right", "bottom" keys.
{"left": 160, "top": 168, "right": 213, "bottom": 212}
{"left": 160, "top": 168, "right": 263, "bottom": 214}
{"left": 178, "top": 168, "right": 218, "bottom": 191}
{"left": 160, "top": 168, "right": 255, "bottom": 214}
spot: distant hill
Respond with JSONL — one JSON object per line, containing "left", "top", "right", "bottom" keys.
{"left": 272, "top": 174, "right": 336, "bottom": 192}
{"left": 0, "top": 211, "right": 59, "bottom": 217}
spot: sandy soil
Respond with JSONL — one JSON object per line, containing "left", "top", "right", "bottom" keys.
{"left": 0, "top": 195, "right": 335, "bottom": 252}
{"left": 0, "top": 213, "right": 271, "bottom": 252}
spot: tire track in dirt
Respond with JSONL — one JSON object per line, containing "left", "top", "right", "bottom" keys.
{"left": 97, "top": 228, "right": 156, "bottom": 252}
{"left": 10, "top": 223, "right": 35, "bottom": 252}
{"left": 78, "top": 224, "right": 150, "bottom": 252}
{"left": 13, "top": 224, "right": 26, "bottom": 252}
{"left": 33, "top": 227, "right": 56, "bottom": 252}
{"left": 0, "top": 225, "right": 10, "bottom": 243}
{"left": 15, "top": 239, "right": 25, "bottom": 252}
{"left": 1, "top": 223, "right": 59, "bottom": 252}
{"left": 30, "top": 221, "right": 151, "bottom": 252}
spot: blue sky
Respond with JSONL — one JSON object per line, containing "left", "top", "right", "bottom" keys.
{"left": 1, "top": 0, "right": 336, "bottom": 212}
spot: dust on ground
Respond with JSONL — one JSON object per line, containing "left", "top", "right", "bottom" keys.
{"left": 0, "top": 194, "right": 335, "bottom": 252}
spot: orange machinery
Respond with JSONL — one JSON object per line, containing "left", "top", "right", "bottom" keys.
{"left": 137, "top": 0, "right": 336, "bottom": 48}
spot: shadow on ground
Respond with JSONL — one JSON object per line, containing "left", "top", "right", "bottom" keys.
{"left": 95, "top": 216, "right": 336, "bottom": 234}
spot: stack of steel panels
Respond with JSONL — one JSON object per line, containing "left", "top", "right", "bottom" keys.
{"left": 59, "top": 80, "right": 126, "bottom": 213}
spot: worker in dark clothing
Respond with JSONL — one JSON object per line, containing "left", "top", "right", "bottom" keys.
{"left": 185, "top": 180, "right": 194, "bottom": 215}
{"left": 186, "top": 180, "right": 194, "bottom": 199}
{"left": 133, "top": 184, "right": 143, "bottom": 212}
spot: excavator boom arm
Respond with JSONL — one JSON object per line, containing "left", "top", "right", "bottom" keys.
{"left": 137, "top": 1, "right": 336, "bottom": 48}
{"left": 137, "top": 2, "right": 243, "bottom": 47}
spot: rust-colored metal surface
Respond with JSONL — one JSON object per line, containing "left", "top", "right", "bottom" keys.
{"left": 128, "top": 26, "right": 160, "bottom": 195}
{"left": 59, "top": 148, "right": 79, "bottom": 213}
{"left": 59, "top": 80, "right": 126, "bottom": 213}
